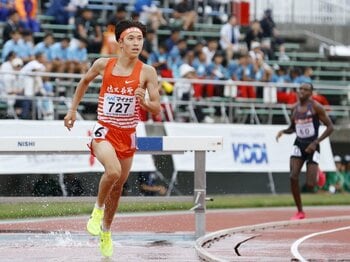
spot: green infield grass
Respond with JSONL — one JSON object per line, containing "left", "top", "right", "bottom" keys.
{"left": 0, "top": 193, "right": 349, "bottom": 219}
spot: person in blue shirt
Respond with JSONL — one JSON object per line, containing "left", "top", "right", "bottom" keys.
{"left": 0, "top": 0, "right": 15, "bottom": 21}
{"left": 148, "top": 42, "right": 170, "bottom": 76}
{"left": 133, "top": 0, "right": 167, "bottom": 30}
{"left": 235, "top": 53, "right": 256, "bottom": 98}
{"left": 1, "top": 30, "right": 28, "bottom": 63}
{"left": 45, "top": 0, "right": 71, "bottom": 25}
{"left": 33, "top": 33, "right": 54, "bottom": 71}
{"left": 294, "top": 67, "right": 313, "bottom": 84}
{"left": 49, "top": 37, "right": 70, "bottom": 73}
{"left": 67, "top": 37, "right": 89, "bottom": 74}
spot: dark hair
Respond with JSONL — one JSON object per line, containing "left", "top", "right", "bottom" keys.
{"left": 301, "top": 82, "right": 314, "bottom": 90}
{"left": 5, "top": 51, "right": 16, "bottom": 61}
{"left": 115, "top": 20, "right": 146, "bottom": 41}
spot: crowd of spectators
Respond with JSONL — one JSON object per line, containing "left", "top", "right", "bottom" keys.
{"left": 0, "top": 1, "right": 332, "bottom": 122}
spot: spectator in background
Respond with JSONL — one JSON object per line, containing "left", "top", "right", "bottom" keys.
{"left": 67, "top": 37, "right": 89, "bottom": 74}
{"left": 0, "top": 0, "right": 15, "bottom": 21}
{"left": 14, "top": 0, "right": 40, "bottom": 32}
{"left": 33, "top": 33, "right": 54, "bottom": 72}
{"left": 174, "top": 63, "right": 212, "bottom": 123}
{"left": 245, "top": 20, "right": 263, "bottom": 51}
{"left": 21, "top": 29, "right": 35, "bottom": 61}
{"left": 168, "top": 38, "right": 188, "bottom": 77}
{"left": 0, "top": 53, "right": 23, "bottom": 118}
{"left": 50, "top": 37, "right": 70, "bottom": 73}
{"left": 165, "top": 28, "right": 181, "bottom": 52}
{"left": 134, "top": 0, "right": 167, "bottom": 30}
{"left": 2, "top": 9, "right": 25, "bottom": 43}
{"left": 322, "top": 155, "right": 345, "bottom": 193}
{"left": 73, "top": 7, "right": 102, "bottom": 53}
{"left": 1, "top": 30, "right": 30, "bottom": 63}
{"left": 343, "top": 155, "right": 350, "bottom": 192}
{"left": 148, "top": 42, "right": 171, "bottom": 77}
{"left": 172, "top": 0, "right": 197, "bottom": 31}
{"left": 139, "top": 29, "right": 156, "bottom": 64}
{"left": 202, "top": 38, "right": 219, "bottom": 65}
{"left": 235, "top": 52, "right": 256, "bottom": 99}
{"left": 295, "top": 67, "right": 313, "bottom": 84}
{"left": 137, "top": 172, "right": 167, "bottom": 196}
{"left": 271, "top": 65, "right": 294, "bottom": 104}
{"left": 101, "top": 5, "right": 128, "bottom": 56}
{"left": 260, "top": 9, "right": 284, "bottom": 58}
{"left": 219, "top": 15, "right": 241, "bottom": 62}
{"left": 45, "top": 0, "right": 71, "bottom": 25}
{"left": 18, "top": 52, "right": 47, "bottom": 119}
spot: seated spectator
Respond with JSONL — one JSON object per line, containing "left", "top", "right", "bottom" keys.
{"left": 139, "top": 29, "right": 156, "bottom": 64}
{"left": 245, "top": 20, "right": 263, "bottom": 51}
{"left": 0, "top": 0, "right": 15, "bottom": 21}
{"left": 259, "top": 8, "right": 284, "bottom": 58}
{"left": 165, "top": 28, "right": 181, "bottom": 53}
{"left": 271, "top": 65, "right": 294, "bottom": 104}
{"left": 202, "top": 38, "right": 219, "bottom": 65}
{"left": 1, "top": 30, "right": 31, "bottom": 63}
{"left": 172, "top": 0, "right": 197, "bottom": 31}
{"left": 101, "top": 5, "right": 128, "bottom": 56}
{"left": 219, "top": 15, "right": 241, "bottom": 62}
{"left": 0, "top": 53, "right": 23, "bottom": 118}
{"left": 18, "top": 52, "right": 48, "bottom": 119}
{"left": 45, "top": 0, "right": 72, "bottom": 25}
{"left": 134, "top": 0, "right": 167, "bottom": 30}
{"left": 168, "top": 38, "right": 188, "bottom": 77}
{"left": 67, "top": 37, "right": 89, "bottom": 74}
{"left": 322, "top": 155, "right": 345, "bottom": 193}
{"left": 2, "top": 9, "right": 25, "bottom": 43}
{"left": 73, "top": 7, "right": 102, "bottom": 53}
{"left": 33, "top": 33, "right": 55, "bottom": 72}
{"left": 174, "top": 63, "right": 213, "bottom": 123}
{"left": 21, "top": 29, "right": 35, "bottom": 61}
{"left": 294, "top": 67, "right": 313, "bottom": 84}
{"left": 235, "top": 53, "right": 256, "bottom": 99}
{"left": 50, "top": 37, "right": 70, "bottom": 73}
{"left": 192, "top": 50, "right": 208, "bottom": 78}
{"left": 253, "top": 52, "right": 273, "bottom": 98}
{"left": 343, "top": 155, "right": 350, "bottom": 193}
{"left": 148, "top": 42, "right": 171, "bottom": 77}
{"left": 137, "top": 172, "right": 167, "bottom": 196}
{"left": 14, "top": 0, "right": 40, "bottom": 32}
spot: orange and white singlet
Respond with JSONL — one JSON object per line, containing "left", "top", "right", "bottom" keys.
{"left": 90, "top": 57, "right": 144, "bottom": 159}
{"left": 97, "top": 57, "right": 143, "bottom": 129}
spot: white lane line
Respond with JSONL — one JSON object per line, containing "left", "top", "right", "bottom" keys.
{"left": 291, "top": 225, "right": 350, "bottom": 262}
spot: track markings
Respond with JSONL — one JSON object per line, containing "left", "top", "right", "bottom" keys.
{"left": 291, "top": 225, "right": 350, "bottom": 262}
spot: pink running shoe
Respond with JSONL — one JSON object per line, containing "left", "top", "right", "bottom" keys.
{"left": 290, "top": 211, "right": 306, "bottom": 220}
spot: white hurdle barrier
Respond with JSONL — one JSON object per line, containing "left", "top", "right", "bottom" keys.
{"left": 0, "top": 135, "right": 223, "bottom": 238}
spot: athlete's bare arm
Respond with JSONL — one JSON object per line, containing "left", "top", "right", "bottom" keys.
{"left": 305, "top": 101, "right": 334, "bottom": 153}
{"left": 135, "top": 64, "right": 161, "bottom": 115}
{"left": 64, "top": 58, "right": 108, "bottom": 130}
{"left": 276, "top": 107, "right": 296, "bottom": 142}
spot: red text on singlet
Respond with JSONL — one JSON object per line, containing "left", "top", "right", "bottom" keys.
{"left": 97, "top": 58, "right": 143, "bottom": 129}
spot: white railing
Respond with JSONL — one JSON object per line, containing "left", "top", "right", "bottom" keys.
{"left": 0, "top": 70, "right": 349, "bottom": 124}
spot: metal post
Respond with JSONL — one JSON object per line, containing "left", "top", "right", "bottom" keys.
{"left": 193, "top": 151, "right": 206, "bottom": 238}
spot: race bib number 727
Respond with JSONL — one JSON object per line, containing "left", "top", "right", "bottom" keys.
{"left": 103, "top": 94, "right": 135, "bottom": 116}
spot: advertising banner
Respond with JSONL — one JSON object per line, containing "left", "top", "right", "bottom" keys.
{"left": 0, "top": 120, "right": 156, "bottom": 174}
{"left": 164, "top": 122, "right": 336, "bottom": 173}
